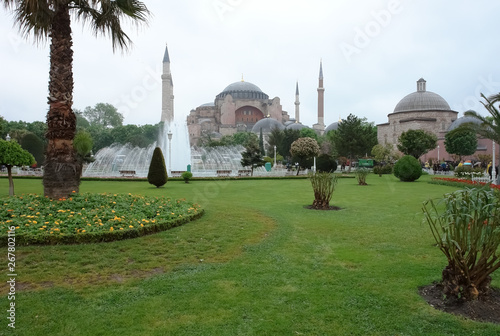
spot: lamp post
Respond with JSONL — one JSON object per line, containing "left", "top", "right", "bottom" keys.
{"left": 492, "top": 140, "right": 496, "bottom": 185}
{"left": 273, "top": 145, "right": 276, "bottom": 169}
{"left": 167, "top": 130, "right": 173, "bottom": 174}
{"left": 437, "top": 145, "right": 440, "bottom": 162}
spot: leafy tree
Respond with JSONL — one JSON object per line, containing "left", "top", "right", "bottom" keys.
{"left": 3, "top": 1, "right": 150, "bottom": 199}
{"left": 397, "top": 129, "right": 437, "bottom": 159}
{"left": 280, "top": 129, "right": 301, "bottom": 160}
{"left": 266, "top": 127, "right": 285, "bottom": 155}
{"left": 83, "top": 103, "right": 124, "bottom": 128}
{"left": 0, "top": 139, "right": 35, "bottom": 196}
{"left": 371, "top": 143, "right": 398, "bottom": 164}
{"left": 0, "top": 116, "right": 7, "bottom": 138}
{"left": 26, "top": 121, "right": 48, "bottom": 144}
{"left": 316, "top": 153, "right": 337, "bottom": 172}
{"left": 444, "top": 128, "right": 477, "bottom": 161}
{"left": 88, "top": 125, "right": 114, "bottom": 153}
{"left": 290, "top": 137, "right": 320, "bottom": 175}
{"left": 240, "top": 139, "right": 265, "bottom": 176}
{"left": 73, "top": 130, "right": 94, "bottom": 176}
{"left": 74, "top": 109, "right": 91, "bottom": 129}
{"left": 147, "top": 147, "right": 168, "bottom": 188}
{"left": 19, "top": 132, "right": 45, "bottom": 167}
{"left": 331, "top": 114, "right": 378, "bottom": 171}
{"left": 232, "top": 132, "right": 258, "bottom": 146}
{"left": 299, "top": 127, "right": 318, "bottom": 141}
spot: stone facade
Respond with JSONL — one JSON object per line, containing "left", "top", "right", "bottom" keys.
{"left": 187, "top": 81, "right": 289, "bottom": 146}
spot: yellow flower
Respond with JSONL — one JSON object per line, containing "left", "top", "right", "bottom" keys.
{"left": 119, "top": 228, "right": 123, "bottom": 230}
{"left": 15, "top": 226, "right": 19, "bottom": 229}
{"left": 129, "top": 225, "right": 134, "bottom": 228}
{"left": 82, "top": 230, "right": 86, "bottom": 233}
{"left": 33, "top": 221, "right": 37, "bottom": 224}
{"left": 140, "top": 224, "right": 144, "bottom": 227}
{"left": 110, "top": 227, "right": 114, "bottom": 231}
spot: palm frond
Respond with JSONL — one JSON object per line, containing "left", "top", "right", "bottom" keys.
{"left": 74, "top": 0, "right": 150, "bottom": 52}
{"left": 7, "top": 0, "right": 54, "bottom": 42}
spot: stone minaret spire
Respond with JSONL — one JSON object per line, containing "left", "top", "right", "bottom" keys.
{"left": 294, "top": 81, "right": 300, "bottom": 123}
{"left": 313, "top": 60, "right": 325, "bottom": 134}
{"left": 161, "top": 44, "right": 174, "bottom": 123}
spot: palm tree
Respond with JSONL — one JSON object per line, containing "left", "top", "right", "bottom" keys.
{"left": 463, "top": 93, "right": 500, "bottom": 182}
{"left": 3, "top": 1, "right": 150, "bottom": 199}
{"left": 463, "top": 94, "right": 500, "bottom": 144}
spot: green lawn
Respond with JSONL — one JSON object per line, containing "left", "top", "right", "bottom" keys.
{"left": 1, "top": 175, "right": 499, "bottom": 335}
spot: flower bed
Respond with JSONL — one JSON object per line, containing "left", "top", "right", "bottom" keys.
{"left": 0, "top": 193, "right": 204, "bottom": 245}
{"left": 429, "top": 177, "right": 500, "bottom": 190}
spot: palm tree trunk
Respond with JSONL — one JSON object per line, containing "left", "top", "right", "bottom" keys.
{"left": 43, "top": 6, "right": 80, "bottom": 199}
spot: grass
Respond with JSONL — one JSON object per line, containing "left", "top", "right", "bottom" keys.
{"left": 0, "top": 175, "right": 499, "bottom": 335}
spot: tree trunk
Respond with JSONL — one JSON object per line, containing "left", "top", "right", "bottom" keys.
{"left": 43, "top": 6, "right": 80, "bottom": 199}
{"left": 7, "top": 165, "right": 14, "bottom": 197}
{"left": 441, "top": 263, "right": 492, "bottom": 300}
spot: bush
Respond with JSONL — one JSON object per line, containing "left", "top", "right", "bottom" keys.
{"left": 181, "top": 171, "right": 193, "bottom": 183}
{"left": 393, "top": 155, "right": 422, "bottom": 182}
{"left": 308, "top": 172, "right": 338, "bottom": 210}
{"left": 316, "top": 154, "right": 337, "bottom": 172}
{"left": 454, "top": 165, "right": 484, "bottom": 179}
{"left": 373, "top": 164, "right": 392, "bottom": 176}
{"left": 147, "top": 147, "right": 168, "bottom": 188}
{"left": 423, "top": 188, "right": 500, "bottom": 300}
{"left": 355, "top": 168, "right": 369, "bottom": 185}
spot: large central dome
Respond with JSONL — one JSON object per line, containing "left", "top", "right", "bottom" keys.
{"left": 216, "top": 81, "right": 269, "bottom": 100}
{"left": 393, "top": 78, "right": 451, "bottom": 113}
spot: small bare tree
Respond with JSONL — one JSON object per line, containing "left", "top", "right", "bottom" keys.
{"left": 309, "top": 172, "right": 338, "bottom": 210}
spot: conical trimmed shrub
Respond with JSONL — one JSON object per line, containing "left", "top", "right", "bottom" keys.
{"left": 148, "top": 147, "right": 168, "bottom": 188}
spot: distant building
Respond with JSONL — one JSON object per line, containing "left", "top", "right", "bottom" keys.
{"left": 184, "top": 61, "right": 328, "bottom": 146}
{"left": 377, "top": 78, "right": 492, "bottom": 162}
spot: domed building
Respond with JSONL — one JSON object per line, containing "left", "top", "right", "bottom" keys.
{"left": 187, "top": 80, "right": 289, "bottom": 145}
{"left": 377, "top": 78, "right": 458, "bottom": 146}
{"left": 377, "top": 79, "right": 459, "bottom": 160}
{"left": 186, "top": 60, "right": 329, "bottom": 146}
{"left": 377, "top": 78, "right": 495, "bottom": 162}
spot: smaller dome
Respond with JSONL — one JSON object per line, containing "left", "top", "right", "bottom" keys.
{"left": 200, "top": 102, "right": 215, "bottom": 107}
{"left": 284, "top": 120, "right": 295, "bottom": 126}
{"left": 287, "top": 122, "right": 308, "bottom": 131}
{"left": 447, "top": 115, "right": 481, "bottom": 132}
{"left": 325, "top": 122, "right": 339, "bottom": 133}
{"left": 251, "top": 117, "right": 285, "bottom": 133}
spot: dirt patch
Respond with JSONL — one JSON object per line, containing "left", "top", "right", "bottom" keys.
{"left": 419, "top": 282, "right": 500, "bottom": 324}
{"left": 304, "top": 205, "right": 342, "bottom": 211}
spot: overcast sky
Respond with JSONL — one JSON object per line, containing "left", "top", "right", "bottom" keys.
{"left": 1, "top": 0, "right": 500, "bottom": 130}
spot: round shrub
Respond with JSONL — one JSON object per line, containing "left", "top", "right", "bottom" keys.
{"left": 393, "top": 155, "right": 422, "bottom": 182}
{"left": 316, "top": 154, "right": 338, "bottom": 172}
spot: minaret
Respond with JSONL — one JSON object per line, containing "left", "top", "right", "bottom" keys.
{"left": 313, "top": 60, "right": 325, "bottom": 134}
{"left": 161, "top": 44, "right": 174, "bottom": 123}
{"left": 294, "top": 81, "right": 300, "bottom": 123}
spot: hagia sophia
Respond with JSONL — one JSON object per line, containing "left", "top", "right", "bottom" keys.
{"left": 160, "top": 45, "right": 494, "bottom": 162}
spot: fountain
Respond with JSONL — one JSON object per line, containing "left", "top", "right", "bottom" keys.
{"left": 83, "top": 121, "right": 191, "bottom": 178}
{"left": 83, "top": 120, "right": 286, "bottom": 178}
